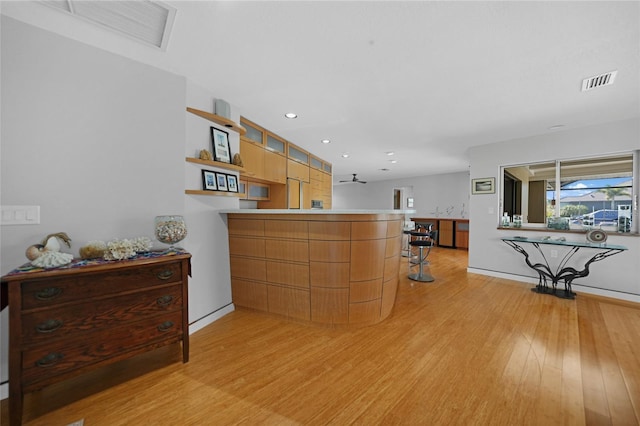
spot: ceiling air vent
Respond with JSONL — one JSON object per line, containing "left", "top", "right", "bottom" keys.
{"left": 581, "top": 71, "right": 617, "bottom": 92}
{"left": 41, "top": 0, "right": 176, "bottom": 50}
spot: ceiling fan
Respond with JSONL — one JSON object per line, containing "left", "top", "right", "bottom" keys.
{"left": 339, "top": 173, "right": 367, "bottom": 184}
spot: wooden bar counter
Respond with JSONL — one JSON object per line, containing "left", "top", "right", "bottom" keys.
{"left": 220, "top": 210, "right": 409, "bottom": 327}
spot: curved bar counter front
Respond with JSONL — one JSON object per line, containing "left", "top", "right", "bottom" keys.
{"left": 221, "top": 210, "right": 408, "bottom": 327}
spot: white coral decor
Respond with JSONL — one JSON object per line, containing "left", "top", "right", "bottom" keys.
{"left": 103, "top": 237, "right": 152, "bottom": 261}
{"left": 31, "top": 251, "right": 73, "bottom": 268}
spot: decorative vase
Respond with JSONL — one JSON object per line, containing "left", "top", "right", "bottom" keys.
{"left": 154, "top": 215, "right": 187, "bottom": 248}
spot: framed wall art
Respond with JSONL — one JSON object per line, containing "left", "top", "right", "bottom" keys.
{"left": 472, "top": 177, "right": 495, "bottom": 194}
{"left": 227, "top": 174, "right": 239, "bottom": 193}
{"left": 201, "top": 170, "right": 217, "bottom": 191}
{"left": 216, "top": 172, "right": 229, "bottom": 191}
{"left": 211, "top": 127, "right": 231, "bottom": 163}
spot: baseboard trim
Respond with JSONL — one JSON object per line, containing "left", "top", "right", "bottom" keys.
{"left": 467, "top": 267, "right": 640, "bottom": 304}
{"left": 189, "top": 303, "right": 235, "bottom": 335}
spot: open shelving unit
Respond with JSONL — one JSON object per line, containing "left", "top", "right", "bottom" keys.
{"left": 186, "top": 107, "right": 246, "bottom": 135}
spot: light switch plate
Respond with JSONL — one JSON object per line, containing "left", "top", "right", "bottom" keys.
{"left": 1, "top": 205, "right": 40, "bottom": 225}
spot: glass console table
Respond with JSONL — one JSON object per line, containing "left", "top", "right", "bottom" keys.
{"left": 501, "top": 236, "right": 627, "bottom": 299}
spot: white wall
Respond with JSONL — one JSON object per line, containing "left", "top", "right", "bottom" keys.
{"left": 468, "top": 118, "right": 640, "bottom": 301}
{"left": 183, "top": 80, "right": 239, "bottom": 331}
{"left": 333, "top": 171, "right": 470, "bottom": 219}
{"left": 0, "top": 17, "right": 236, "bottom": 397}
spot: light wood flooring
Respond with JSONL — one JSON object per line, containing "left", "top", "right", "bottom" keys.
{"left": 2, "top": 248, "right": 639, "bottom": 425}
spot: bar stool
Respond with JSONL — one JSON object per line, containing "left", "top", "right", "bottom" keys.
{"left": 402, "top": 228, "right": 413, "bottom": 257}
{"left": 408, "top": 230, "right": 437, "bottom": 282}
{"left": 409, "top": 224, "right": 432, "bottom": 265}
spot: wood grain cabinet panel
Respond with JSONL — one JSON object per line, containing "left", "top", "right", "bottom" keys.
{"left": 383, "top": 255, "right": 400, "bottom": 282}
{"left": 309, "top": 241, "right": 351, "bottom": 262}
{"left": 386, "top": 219, "right": 402, "bottom": 238}
{"left": 308, "top": 221, "right": 351, "bottom": 240}
{"left": 267, "top": 285, "right": 310, "bottom": 320}
{"left": 229, "top": 236, "right": 266, "bottom": 258}
{"left": 310, "top": 287, "right": 349, "bottom": 324}
{"left": 349, "top": 300, "right": 381, "bottom": 324}
{"left": 228, "top": 218, "right": 265, "bottom": 237}
{"left": 266, "top": 261, "right": 309, "bottom": 288}
{"left": 265, "top": 239, "right": 309, "bottom": 263}
{"left": 309, "top": 262, "right": 350, "bottom": 288}
{"left": 231, "top": 278, "right": 268, "bottom": 311}
{"left": 381, "top": 276, "right": 399, "bottom": 319}
{"left": 264, "top": 220, "right": 308, "bottom": 239}
{"left": 438, "top": 219, "right": 455, "bottom": 247}
{"left": 230, "top": 256, "right": 267, "bottom": 281}
{"left": 350, "top": 239, "right": 386, "bottom": 281}
{"left": 351, "top": 221, "right": 388, "bottom": 240}
{"left": 350, "top": 278, "right": 383, "bottom": 303}
{"left": 385, "top": 236, "right": 402, "bottom": 258}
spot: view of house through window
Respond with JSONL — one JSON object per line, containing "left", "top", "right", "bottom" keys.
{"left": 502, "top": 153, "right": 636, "bottom": 233}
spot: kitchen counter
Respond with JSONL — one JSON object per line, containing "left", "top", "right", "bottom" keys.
{"left": 220, "top": 210, "right": 409, "bottom": 326}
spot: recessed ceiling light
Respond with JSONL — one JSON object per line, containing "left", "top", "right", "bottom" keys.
{"left": 341, "top": 153, "right": 350, "bottom": 158}
{"left": 386, "top": 151, "right": 395, "bottom": 156}
{"left": 389, "top": 160, "right": 397, "bottom": 164}
{"left": 321, "top": 139, "right": 331, "bottom": 144}
{"left": 284, "top": 112, "right": 298, "bottom": 119}
{"left": 548, "top": 124, "right": 565, "bottom": 131}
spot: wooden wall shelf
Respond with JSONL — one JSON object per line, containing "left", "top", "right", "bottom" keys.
{"left": 185, "top": 157, "right": 245, "bottom": 173}
{"left": 186, "top": 107, "right": 246, "bottom": 135}
{"left": 185, "top": 190, "right": 244, "bottom": 197}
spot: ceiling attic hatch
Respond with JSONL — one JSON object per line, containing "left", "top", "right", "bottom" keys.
{"left": 581, "top": 71, "right": 617, "bottom": 92}
{"left": 42, "top": 0, "right": 176, "bottom": 50}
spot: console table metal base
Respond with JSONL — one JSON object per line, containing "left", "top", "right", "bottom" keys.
{"left": 531, "top": 285, "right": 576, "bottom": 300}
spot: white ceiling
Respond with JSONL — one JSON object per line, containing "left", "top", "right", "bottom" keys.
{"left": 3, "top": 1, "right": 639, "bottom": 183}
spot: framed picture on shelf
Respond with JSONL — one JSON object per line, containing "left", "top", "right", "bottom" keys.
{"left": 201, "top": 170, "right": 217, "bottom": 191}
{"left": 227, "top": 174, "right": 239, "bottom": 193}
{"left": 211, "top": 127, "right": 231, "bottom": 163}
{"left": 216, "top": 172, "right": 229, "bottom": 191}
{"left": 471, "top": 177, "right": 495, "bottom": 194}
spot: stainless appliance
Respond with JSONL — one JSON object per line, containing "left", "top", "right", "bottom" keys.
{"left": 311, "top": 200, "right": 323, "bottom": 209}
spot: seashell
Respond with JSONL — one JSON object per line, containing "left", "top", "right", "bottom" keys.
{"left": 31, "top": 251, "right": 73, "bottom": 268}
{"left": 44, "top": 236, "right": 61, "bottom": 252}
{"left": 25, "top": 244, "right": 45, "bottom": 261}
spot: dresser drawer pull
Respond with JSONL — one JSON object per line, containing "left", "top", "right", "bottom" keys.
{"left": 156, "top": 295, "right": 174, "bottom": 307}
{"left": 36, "top": 319, "right": 63, "bottom": 333}
{"left": 157, "top": 321, "right": 175, "bottom": 332}
{"left": 36, "top": 352, "right": 64, "bottom": 368}
{"left": 156, "top": 269, "right": 174, "bottom": 280}
{"left": 35, "top": 287, "right": 63, "bottom": 301}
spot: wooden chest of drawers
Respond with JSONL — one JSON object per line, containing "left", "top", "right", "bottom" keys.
{"left": 1, "top": 251, "right": 191, "bottom": 426}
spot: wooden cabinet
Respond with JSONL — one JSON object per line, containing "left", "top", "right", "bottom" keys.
{"left": 227, "top": 213, "right": 403, "bottom": 326}
{"left": 411, "top": 217, "right": 470, "bottom": 249}
{"left": 263, "top": 149, "right": 287, "bottom": 184}
{"left": 438, "top": 219, "right": 455, "bottom": 247}
{"left": 287, "top": 159, "right": 310, "bottom": 182}
{"left": 247, "top": 182, "right": 270, "bottom": 200}
{"left": 455, "top": 220, "right": 469, "bottom": 249}
{"left": 239, "top": 116, "right": 331, "bottom": 209}
{"left": 2, "top": 252, "right": 191, "bottom": 426}
{"left": 240, "top": 139, "right": 265, "bottom": 180}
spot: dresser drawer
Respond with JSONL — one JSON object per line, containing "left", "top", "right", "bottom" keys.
{"left": 21, "top": 310, "right": 183, "bottom": 387}
{"left": 21, "top": 261, "right": 183, "bottom": 310}
{"left": 21, "top": 284, "right": 183, "bottom": 346}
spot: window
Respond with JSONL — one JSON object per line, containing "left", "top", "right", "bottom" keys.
{"left": 501, "top": 152, "right": 637, "bottom": 233}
